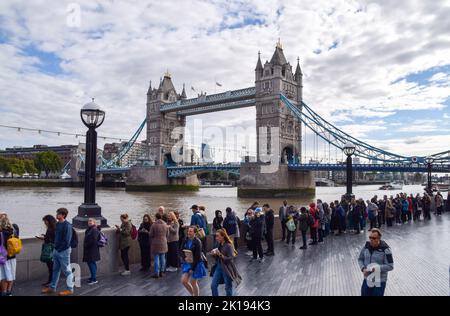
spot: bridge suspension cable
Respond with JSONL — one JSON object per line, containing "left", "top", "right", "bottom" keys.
{"left": 281, "top": 94, "right": 415, "bottom": 164}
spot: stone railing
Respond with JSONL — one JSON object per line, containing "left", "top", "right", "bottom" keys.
{"left": 15, "top": 215, "right": 292, "bottom": 283}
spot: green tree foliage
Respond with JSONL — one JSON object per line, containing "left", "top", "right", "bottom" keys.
{"left": 10, "top": 158, "right": 25, "bottom": 177}
{"left": 34, "top": 151, "right": 63, "bottom": 178}
{"left": 0, "top": 157, "right": 12, "bottom": 174}
{"left": 24, "top": 159, "right": 38, "bottom": 174}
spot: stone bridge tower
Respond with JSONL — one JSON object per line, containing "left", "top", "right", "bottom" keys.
{"left": 146, "top": 72, "right": 186, "bottom": 166}
{"left": 238, "top": 41, "right": 314, "bottom": 198}
{"left": 255, "top": 40, "right": 303, "bottom": 164}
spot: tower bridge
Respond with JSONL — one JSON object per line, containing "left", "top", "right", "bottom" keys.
{"left": 71, "top": 42, "right": 450, "bottom": 197}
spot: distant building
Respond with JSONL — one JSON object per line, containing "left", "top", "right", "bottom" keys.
{"left": 0, "top": 144, "right": 82, "bottom": 165}
{"left": 103, "top": 141, "right": 147, "bottom": 166}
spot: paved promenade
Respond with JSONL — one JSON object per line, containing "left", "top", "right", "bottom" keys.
{"left": 14, "top": 213, "right": 450, "bottom": 296}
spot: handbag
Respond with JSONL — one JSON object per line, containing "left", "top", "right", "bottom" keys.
{"left": 196, "top": 227, "right": 206, "bottom": 239}
{"left": 40, "top": 243, "right": 54, "bottom": 263}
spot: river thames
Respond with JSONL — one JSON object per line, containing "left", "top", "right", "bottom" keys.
{"left": 0, "top": 184, "right": 429, "bottom": 237}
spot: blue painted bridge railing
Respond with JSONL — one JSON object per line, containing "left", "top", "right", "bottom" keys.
{"left": 78, "top": 162, "right": 450, "bottom": 177}
{"left": 288, "top": 163, "right": 450, "bottom": 173}
{"left": 167, "top": 164, "right": 241, "bottom": 178}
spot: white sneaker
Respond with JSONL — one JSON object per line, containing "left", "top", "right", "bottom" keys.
{"left": 121, "top": 270, "right": 131, "bottom": 276}
{"left": 166, "top": 267, "right": 178, "bottom": 272}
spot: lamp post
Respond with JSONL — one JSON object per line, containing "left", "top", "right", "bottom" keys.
{"left": 343, "top": 142, "right": 356, "bottom": 201}
{"left": 73, "top": 98, "right": 108, "bottom": 229}
{"left": 425, "top": 156, "right": 434, "bottom": 194}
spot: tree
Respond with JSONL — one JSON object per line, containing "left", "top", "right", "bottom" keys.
{"left": 0, "top": 157, "right": 12, "bottom": 174}
{"left": 10, "top": 158, "right": 25, "bottom": 177}
{"left": 24, "top": 159, "right": 38, "bottom": 174}
{"left": 34, "top": 151, "right": 63, "bottom": 178}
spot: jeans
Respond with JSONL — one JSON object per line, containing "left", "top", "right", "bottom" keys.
{"left": 361, "top": 279, "right": 386, "bottom": 296}
{"left": 87, "top": 262, "right": 97, "bottom": 282}
{"left": 154, "top": 253, "right": 166, "bottom": 274}
{"left": 211, "top": 264, "right": 233, "bottom": 296}
{"left": 324, "top": 223, "right": 330, "bottom": 237}
{"left": 120, "top": 247, "right": 130, "bottom": 271}
{"left": 50, "top": 248, "right": 74, "bottom": 291}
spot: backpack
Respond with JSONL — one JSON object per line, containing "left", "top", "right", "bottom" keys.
{"left": 286, "top": 218, "right": 296, "bottom": 232}
{"left": 97, "top": 231, "right": 108, "bottom": 247}
{"left": 70, "top": 227, "right": 78, "bottom": 248}
{"left": 131, "top": 224, "right": 138, "bottom": 240}
{"left": 0, "top": 233, "right": 8, "bottom": 265}
{"left": 7, "top": 235, "right": 22, "bottom": 257}
{"left": 201, "top": 214, "right": 209, "bottom": 235}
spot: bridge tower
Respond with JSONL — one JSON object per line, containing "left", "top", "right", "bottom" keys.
{"left": 238, "top": 41, "right": 314, "bottom": 198}
{"left": 146, "top": 72, "right": 186, "bottom": 166}
{"left": 255, "top": 40, "right": 303, "bottom": 163}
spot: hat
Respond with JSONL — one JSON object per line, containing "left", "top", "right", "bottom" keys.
{"left": 255, "top": 207, "right": 262, "bottom": 213}
{"left": 190, "top": 204, "right": 198, "bottom": 210}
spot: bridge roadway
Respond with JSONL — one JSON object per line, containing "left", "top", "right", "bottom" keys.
{"left": 14, "top": 213, "right": 450, "bottom": 296}
{"left": 82, "top": 162, "right": 450, "bottom": 176}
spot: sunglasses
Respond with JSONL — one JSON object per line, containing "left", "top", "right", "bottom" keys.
{"left": 369, "top": 236, "right": 379, "bottom": 240}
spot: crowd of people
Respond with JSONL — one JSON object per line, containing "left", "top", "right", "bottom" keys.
{"left": 0, "top": 190, "right": 447, "bottom": 296}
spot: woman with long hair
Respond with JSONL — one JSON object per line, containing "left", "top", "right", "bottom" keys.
{"left": 0, "top": 213, "right": 19, "bottom": 296}
{"left": 115, "top": 213, "right": 132, "bottom": 276}
{"left": 166, "top": 212, "right": 180, "bottom": 272}
{"left": 36, "top": 215, "right": 57, "bottom": 287}
{"left": 180, "top": 226, "right": 207, "bottom": 296}
{"left": 210, "top": 229, "right": 242, "bottom": 296}
{"left": 138, "top": 214, "right": 153, "bottom": 272}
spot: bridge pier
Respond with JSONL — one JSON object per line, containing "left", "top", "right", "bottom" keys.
{"left": 238, "top": 163, "right": 315, "bottom": 198}
{"left": 126, "top": 165, "right": 199, "bottom": 192}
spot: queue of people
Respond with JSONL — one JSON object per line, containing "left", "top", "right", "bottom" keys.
{"left": 0, "top": 189, "right": 446, "bottom": 297}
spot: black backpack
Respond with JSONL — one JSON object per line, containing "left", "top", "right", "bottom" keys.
{"left": 307, "top": 214, "right": 315, "bottom": 226}
{"left": 70, "top": 227, "right": 78, "bottom": 248}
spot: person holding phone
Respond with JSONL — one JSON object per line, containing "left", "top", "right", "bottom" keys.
{"left": 36, "top": 215, "right": 56, "bottom": 287}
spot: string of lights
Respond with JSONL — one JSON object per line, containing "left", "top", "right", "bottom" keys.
{"left": 0, "top": 124, "right": 126, "bottom": 142}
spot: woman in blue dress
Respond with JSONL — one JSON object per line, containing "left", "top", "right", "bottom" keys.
{"left": 181, "top": 226, "right": 207, "bottom": 296}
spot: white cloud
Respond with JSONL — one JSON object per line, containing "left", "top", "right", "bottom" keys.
{"left": 0, "top": 0, "right": 450, "bottom": 159}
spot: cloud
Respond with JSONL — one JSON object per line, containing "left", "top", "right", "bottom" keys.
{"left": 0, "top": 0, "right": 450, "bottom": 160}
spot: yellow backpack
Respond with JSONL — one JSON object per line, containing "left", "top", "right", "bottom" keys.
{"left": 7, "top": 235, "right": 22, "bottom": 257}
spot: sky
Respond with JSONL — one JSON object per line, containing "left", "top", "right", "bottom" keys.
{"left": 0, "top": 0, "right": 450, "bottom": 162}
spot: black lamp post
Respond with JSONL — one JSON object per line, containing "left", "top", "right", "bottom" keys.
{"left": 73, "top": 98, "right": 108, "bottom": 229}
{"left": 425, "top": 156, "right": 434, "bottom": 194}
{"left": 343, "top": 142, "right": 356, "bottom": 201}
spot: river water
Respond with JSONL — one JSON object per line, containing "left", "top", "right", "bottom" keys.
{"left": 0, "top": 184, "right": 429, "bottom": 237}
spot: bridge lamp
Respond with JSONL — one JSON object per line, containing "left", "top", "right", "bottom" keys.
{"left": 425, "top": 156, "right": 434, "bottom": 194}
{"left": 343, "top": 142, "right": 356, "bottom": 156}
{"left": 343, "top": 142, "right": 356, "bottom": 201}
{"left": 73, "top": 98, "right": 108, "bottom": 229}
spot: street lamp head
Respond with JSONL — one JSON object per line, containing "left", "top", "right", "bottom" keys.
{"left": 425, "top": 156, "right": 434, "bottom": 165}
{"left": 343, "top": 142, "right": 356, "bottom": 156}
{"left": 81, "top": 98, "right": 105, "bottom": 128}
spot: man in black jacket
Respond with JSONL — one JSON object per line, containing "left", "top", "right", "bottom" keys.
{"left": 249, "top": 208, "right": 265, "bottom": 263}
{"left": 263, "top": 204, "right": 274, "bottom": 256}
